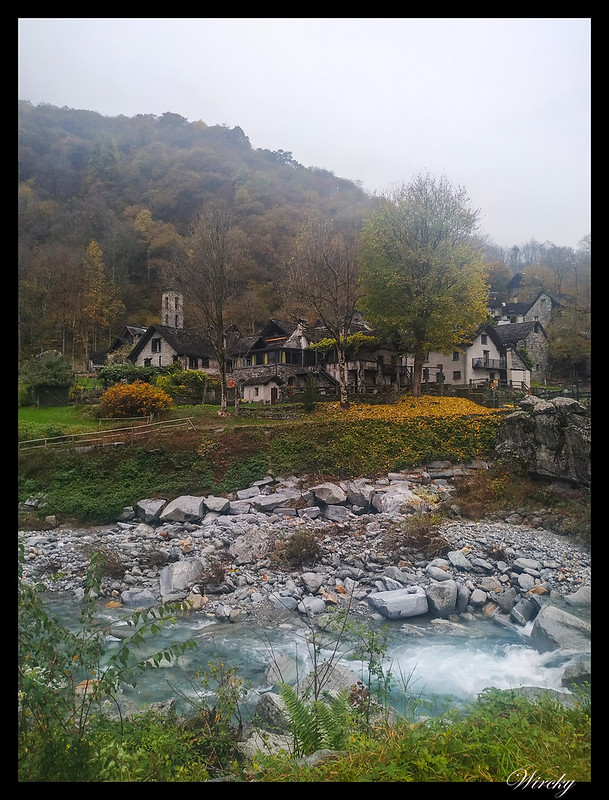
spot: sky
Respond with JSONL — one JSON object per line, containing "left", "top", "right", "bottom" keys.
{"left": 18, "top": 17, "right": 591, "bottom": 251}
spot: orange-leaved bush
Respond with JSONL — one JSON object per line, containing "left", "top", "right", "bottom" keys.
{"left": 98, "top": 380, "right": 173, "bottom": 418}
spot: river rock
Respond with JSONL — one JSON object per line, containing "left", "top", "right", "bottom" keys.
{"left": 121, "top": 587, "right": 158, "bottom": 607}
{"left": 530, "top": 605, "right": 591, "bottom": 653}
{"left": 235, "top": 730, "right": 293, "bottom": 763}
{"left": 367, "top": 586, "right": 428, "bottom": 619}
{"left": 301, "top": 572, "right": 325, "bottom": 592}
{"left": 426, "top": 579, "right": 458, "bottom": 618}
{"left": 159, "top": 496, "right": 205, "bottom": 522}
{"left": 564, "top": 584, "right": 591, "bottom": 607}
{"left": 264, "top": 653, "right": 299, "bottom": 686}
{"left": 159, "top": 558, "right": 207, "bottom": 598}
{"left": 469, "top": 588, "right": 487, "bottom": 607}
{"left": 311, "top": 483, "right": 347, "bottom": 504}
{"left": 297, "top": 661, "right": 362, "bottom": 698}
{"left": 560, "top": 656, "right": 591, "bottom": 688}
{"left": 136, "top": 498, "right": 167, "bottom": 523}
{"left": 254, "top": 691, "right": 289, "bottom": 732}
{"left": 298, "top": 595, "right": 327, "bottom": 615}
{"left": 203, "top": 495, "right": 230, "bottom": 513}
{"left": 371, "top": 484, "right": 425, "bottom": 514}
{"left": 447, "top": 550, "right": 472, "bottom": 570}
{"left": 345, "top": 478, "right": 376, "bottom": 507}
{"left": 509, "top": 597, "right": 538, "bottom": 625}
{"left": 229, "top": 529, "right": 270, "bottom": 565}
{"left": 251, "top": 493, "right": 293, "bottom": 512}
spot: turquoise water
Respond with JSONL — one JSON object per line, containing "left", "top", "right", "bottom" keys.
{"left": 36, "top": 594, "right": 574, "bottom": 721}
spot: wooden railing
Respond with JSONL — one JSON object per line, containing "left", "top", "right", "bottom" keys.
{"left": 18, "top": 417, "right": 196, "bottom": 452}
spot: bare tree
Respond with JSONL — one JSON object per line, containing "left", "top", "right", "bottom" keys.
{"left": 179, "top": 200, "right": 242, "bottom": 414}
{"left": 288, "top": 212, "right": 362, "bottom": 408}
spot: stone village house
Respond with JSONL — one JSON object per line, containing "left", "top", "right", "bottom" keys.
{"left": 125, "top": 289, "right": 551, "bottom": 403}
{"left": 412, "top": 320, "right": 548, "bottom": 392}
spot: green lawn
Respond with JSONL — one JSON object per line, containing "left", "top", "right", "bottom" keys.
{"left": 18, "top": 405, "right": 98, "bottom": 431}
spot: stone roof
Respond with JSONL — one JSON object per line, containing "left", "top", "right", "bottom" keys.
{"left": 486, "top": 321, "right": 546, "bottom": 348}
{"left": 129, "top": 325, "right": 216, "bottom": 361}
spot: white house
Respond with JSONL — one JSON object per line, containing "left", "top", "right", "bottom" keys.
{"left": 408, "top": 323, "right": 534, "bottom": 390}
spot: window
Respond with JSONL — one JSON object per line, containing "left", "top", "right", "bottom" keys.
{"left": 144, "top": 358, "right": 152, "bottom": 366}
{"left": 453, "top": 370, "right": 461, "bottom": 380}
{"left": 481, "top": 334, "right": 487, "bottom": 344}
{"left": 175, "top": 315, "right": 179, "bottom": 327}
{"left": 452, "top": 351, "right": 460, "bottom": 361}
{"left": 151, "top": 338, "right": 162, "bottom": 353}
{"left": 189, "top": 357, "right": 198, "bottom": 369}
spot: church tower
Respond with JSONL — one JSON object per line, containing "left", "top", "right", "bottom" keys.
{"left": 161, "top": 288, "right": 183, "bottom": 329}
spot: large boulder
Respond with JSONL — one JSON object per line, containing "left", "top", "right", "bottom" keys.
{"left": 297, "top": 661, "right": 362, "bottom": 698}
{"left": 495, "top": 397, "right": 590, "bottom": 486}
{"left": 203, "top": 495, "right": 230, "bottom": 514}
{"left": 426, "top": 579, "right": 458, "bottom": 618}
{"left": 311, "top": 483, "right": 347, "bottom": 505}
{"left": 136, "top": 498, "right": 167, "bottom": 523}
{"left": 529, "top": 605, "right": 591, "bottom": 653}
{"left": 159, "top": 558, "right": 207, "bottom": 599}
{"left": 367, "top": 586, "right": 428, "bottom": 619}
{"left": 121, "top": 587, "right": 158, "bottom": 608}
{"left": 159, "top": 495, "right": 205, "bottom": 522}
{"left": 345, "top": 478, "right": 376, "bottom": 508}
{"left": 371, "top": 484, "right": 426, "bottom": 514}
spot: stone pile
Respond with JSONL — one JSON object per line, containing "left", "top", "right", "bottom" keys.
{"left": 20, "top": 464, "right": 590, "bottom": 674}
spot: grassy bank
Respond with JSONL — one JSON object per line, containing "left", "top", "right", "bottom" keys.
{"left": 18, "top": 397, "right": 505, "bottom": 525}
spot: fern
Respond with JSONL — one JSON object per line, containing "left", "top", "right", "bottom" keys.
{"left": 279, "top": 683, "right": 353, "bottom": 756}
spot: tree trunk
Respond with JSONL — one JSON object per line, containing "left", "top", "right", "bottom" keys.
{"left": 338, "top": 343, "right": 350, "bottom": 408}
{"left": 412, "top": 355, "right": 424, "bottom": 398}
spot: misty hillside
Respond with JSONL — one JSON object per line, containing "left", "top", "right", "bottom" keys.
{"left": 18, "top": 101, "right": 382, "bottom": 357}
{"left": 18, "top": 101, "right": 589, "bottom": 369}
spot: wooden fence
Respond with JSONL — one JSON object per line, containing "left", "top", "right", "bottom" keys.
{"left": 18, "top": 417, "right": 196, "bottom": 452}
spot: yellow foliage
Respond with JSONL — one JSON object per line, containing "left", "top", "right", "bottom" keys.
{"left": 314, "top": 395, "right": 503, "bottom": 423}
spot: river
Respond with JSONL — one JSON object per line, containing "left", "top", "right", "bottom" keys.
{"left": 42, "top": 591, "right": 576, "bottom": 724}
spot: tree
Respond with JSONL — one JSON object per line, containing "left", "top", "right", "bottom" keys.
{"left": 547, "top": 303, "right": 591, "bottom": 380}
{"left": 178, "top": 200, "right": 243, "bottom": 414}
{"left": 288, "top": 212, "right": 362, "bottom": 408}
{"left": 79, "top": 241, "right": 125, "bottom": 365}
{"left": 359, "top": 173, "right": 489, "bottom": 397}
{"left": 19, "top": 350, "right": 74, "bottom": 393}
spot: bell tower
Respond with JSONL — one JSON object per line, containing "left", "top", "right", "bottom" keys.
{"left": 161, "top": 288, "right": 183, "bottom": 329}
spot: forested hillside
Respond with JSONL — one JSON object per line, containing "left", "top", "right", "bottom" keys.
{"left": 18, "top": 101, "right": 590, "bottom": 374}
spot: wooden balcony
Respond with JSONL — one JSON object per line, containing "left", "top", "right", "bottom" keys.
{"left": 472, "top": 357, "right": 506, "bottom": 370}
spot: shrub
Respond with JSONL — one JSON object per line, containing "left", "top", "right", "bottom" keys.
{"left": 281, "top": 529, "right": 322, "bottom": 567}
{"left": 302, "top": 374, "right": 319, "bottom": 413}
{"left": 98, "top": 380, "right": 174, "bottom": 418}
{"left": 97, "top": 363, "right": 176, "bottom": 389}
